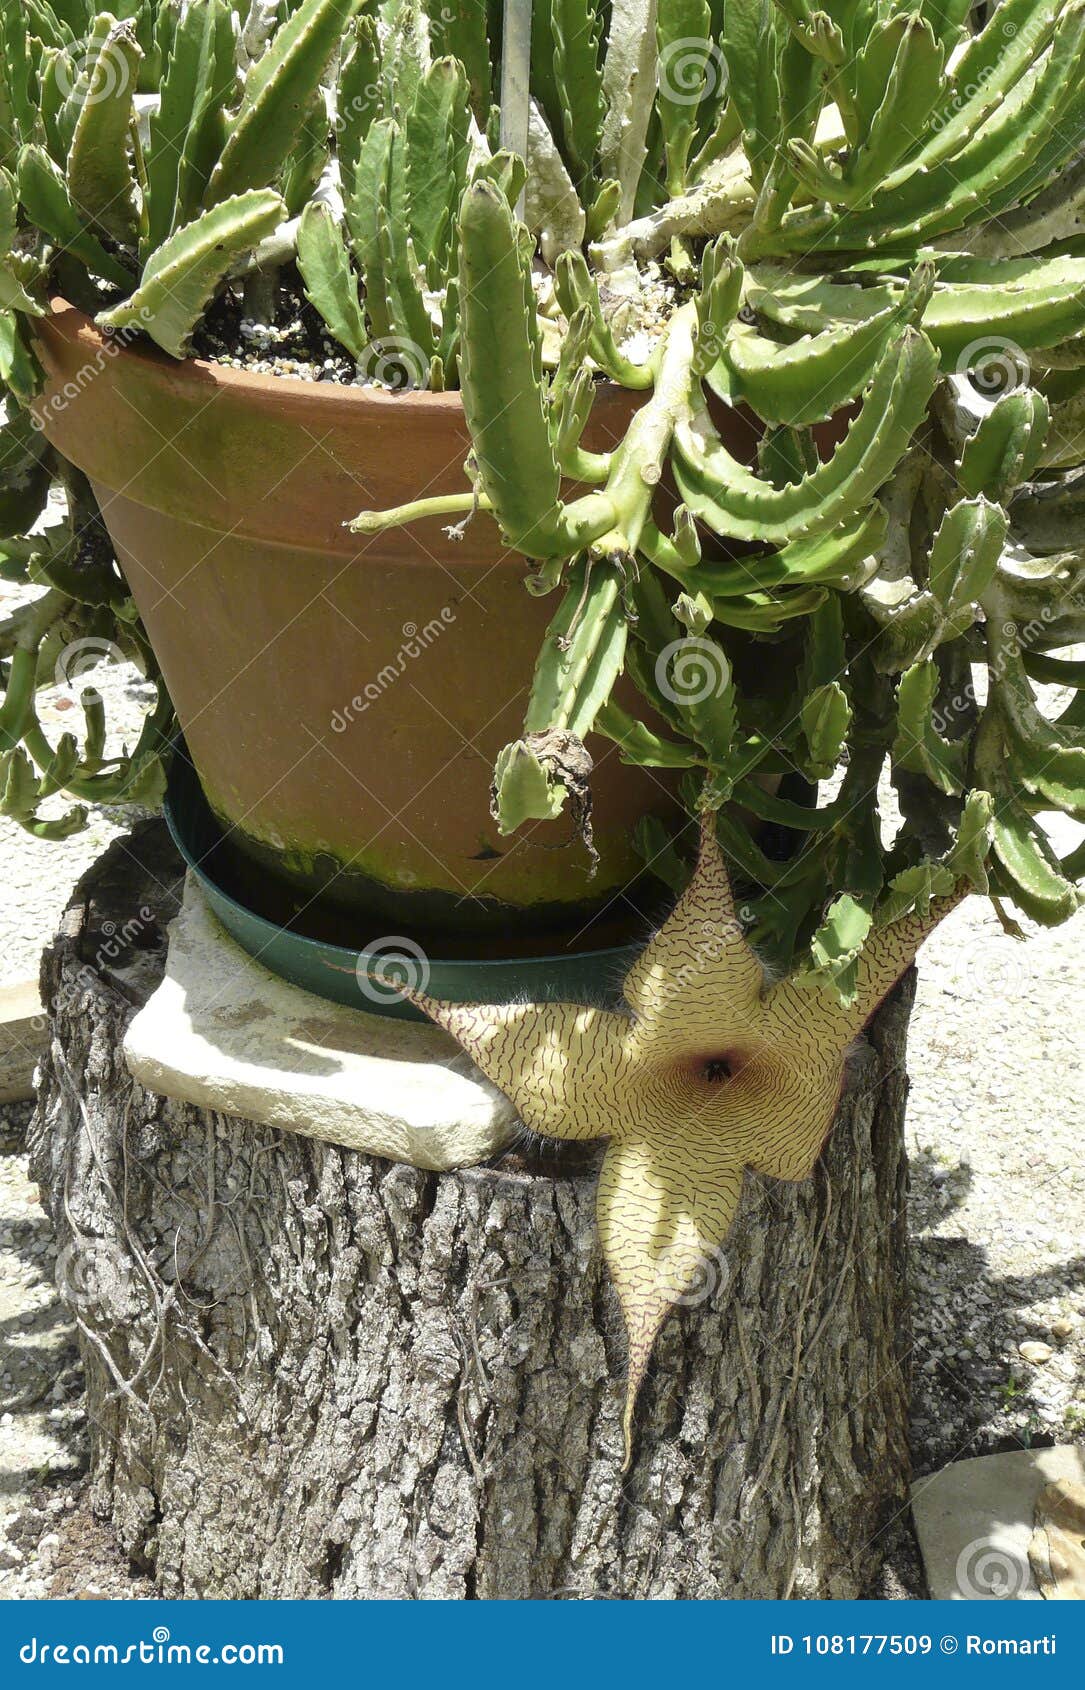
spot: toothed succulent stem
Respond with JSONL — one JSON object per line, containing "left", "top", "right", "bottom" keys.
{"left": 5, "top": 0, "right": 1085, "bottom": 1470}
{"left": 585, "top": 300, "right": 696, "bottom": 558}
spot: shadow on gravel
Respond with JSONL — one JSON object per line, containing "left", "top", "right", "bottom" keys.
{"left": 0, "top": 1107, "right": 87, "bottom": 1500}
{"left": 907, "top": 1148, "right": 1085, "bottom": 1475}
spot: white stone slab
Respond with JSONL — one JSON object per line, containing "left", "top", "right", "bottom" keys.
{"left": 0, "top": 981, "right": 45, "bottom": 1104}
{"left": 911, "top": 1445, "right": 1085, "bottom": 1600}
{"left": 123, "top": 876, "right": 518, "bottom": 1170}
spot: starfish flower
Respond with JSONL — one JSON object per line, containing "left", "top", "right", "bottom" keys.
{"left": 402, "top": 811, "right": 960, "bottom": 1464}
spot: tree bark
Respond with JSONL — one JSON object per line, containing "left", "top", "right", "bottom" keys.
{"left": 30, "top": 822, "right": 917, "bottom": 1599}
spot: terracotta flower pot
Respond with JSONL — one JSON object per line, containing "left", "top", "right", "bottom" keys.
{"left": 33, "top": 302, "right": 690, "bottom": 953}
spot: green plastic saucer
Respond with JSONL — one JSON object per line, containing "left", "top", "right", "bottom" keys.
{"left": 163, "top": 745, "right": 640, "bottom": 1020}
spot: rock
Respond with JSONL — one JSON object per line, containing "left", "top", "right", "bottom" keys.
{"left": 1020, "top": 1340, "right": 1055, "bottom": 1364}
{"left": 1029, "top": 1480, "right": 1085, "bottom": 1600}
{"left": 0, "top": 981, "right": 46, "bottom": 1105}
{"left": 912, "top": 1446, "right": 1085, "bottom": 1600}
{"left": 1050, "top": 1318, "right": 1075, "bottom": 1342}
{"left": 124, "top": 876, "right": 519, "bottom": 1172}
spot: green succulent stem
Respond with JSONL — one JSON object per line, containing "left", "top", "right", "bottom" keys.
{"left": 1, "top": 0, "right": 1085, "bottom": 937}
{"left": 0, "top": 590, "right": 67, "bottom": 752}
{"left": 588, "top": 300, "right": 696, "bottom": 558}
{"left": 350, "top": 491, "right": 493, "bottom": 535}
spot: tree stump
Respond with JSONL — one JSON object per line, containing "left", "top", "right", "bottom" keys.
{"left": 30, "top": 823, "right": 916, "bottom": 1599}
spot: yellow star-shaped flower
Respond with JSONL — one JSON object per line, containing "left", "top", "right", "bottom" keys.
{"left": 402, "top": 811, "right": 959, "bottom": 1465}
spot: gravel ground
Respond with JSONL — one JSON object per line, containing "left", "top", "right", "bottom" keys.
{"left": 0, "top": 1103, "right": 152, "bottom": 1598}
{"left": 0, "top": 574, "right": 157, "bottom": 990}
{"left": 1, "top": 576, "right": 158, "bottom": 1595}
{"left": 906, "top": 865, "right": 1085, "bottom": 1474}
{"left": 1, "top": 569, "right": 1082, "bottom": 1593}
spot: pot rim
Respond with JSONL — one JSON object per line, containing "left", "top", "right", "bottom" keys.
{"left": 35, "top": 295, "right": 644, "bottom": 558}
{"left": 47, "top": 294, "right": 473, "bottom": 416}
